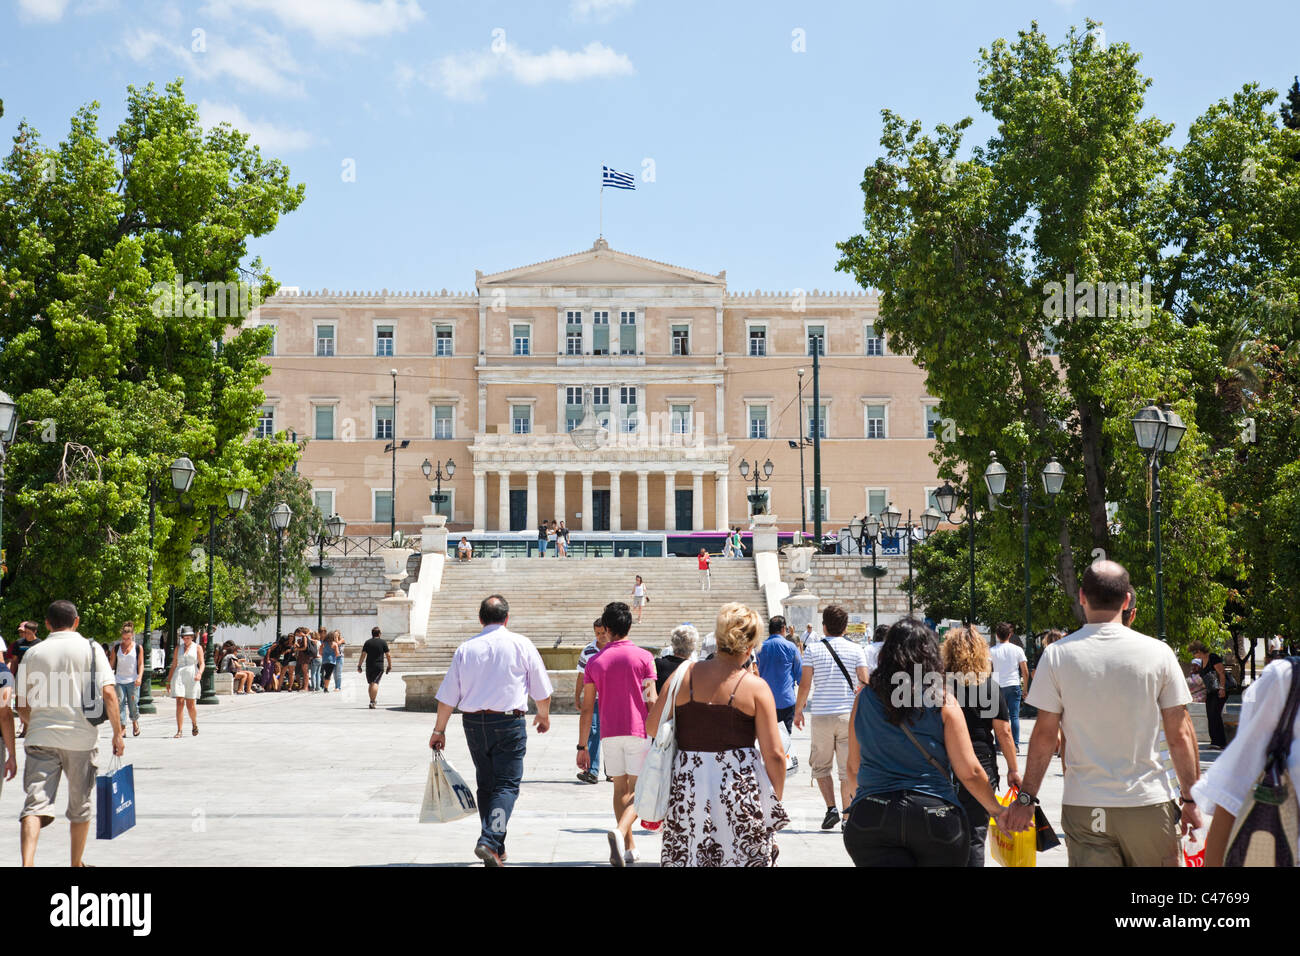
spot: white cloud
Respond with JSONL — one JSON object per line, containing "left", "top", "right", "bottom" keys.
{"left": 123, "top": 27, "right": 306, "bottom": 98}
{"left": 571, "top": 0, "right": 634, "bottom": 20}
{"left": 412, "top": 40, "right": 634, "bottom": 101}
{"left": 198, "top": 99, "right": 318, "bottom": 152}
{"left": 201, "top": 0, "right": 425, "bottom": 45}
{"left": 16, "top": 0, "right": 72, "bottom": 21}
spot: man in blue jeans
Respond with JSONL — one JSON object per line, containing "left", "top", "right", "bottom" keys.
{"left": 575, "top": 617, "right": 608, "bottom": 784}
{"left": 431, "top": 595, "right": 552, "bottom": 866}
{"left": 755, "top": 614, "right": 801, "bottom": 772}
{"left": 990, "top": 622, "right": 1029, "bottom": 750}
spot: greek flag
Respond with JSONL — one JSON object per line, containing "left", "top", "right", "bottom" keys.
{"left": 602, "top": 166, "right": 635, "bottom": 190}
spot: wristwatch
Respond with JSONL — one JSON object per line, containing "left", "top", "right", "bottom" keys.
{"left": 1015, "top": 790, "right": 1039, "bottom": 807}
{"left": 576, "top": 744, "right": 587, "bottom": 751}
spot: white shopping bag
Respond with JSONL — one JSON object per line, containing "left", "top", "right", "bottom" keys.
{"left": 419, "top": 751, "right": 477, "bottom": 824}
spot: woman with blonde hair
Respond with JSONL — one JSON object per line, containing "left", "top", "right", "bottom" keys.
{"left": 644, "top": 602, "right": 788, "bottom": 866}
{"left": 941, "top": 624, "right": 1021, "bottom": 866}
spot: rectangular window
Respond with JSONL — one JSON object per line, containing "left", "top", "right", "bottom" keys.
{"left": 373, "top": 490, "right": 393, "bottom": 524}
{"left": 749, "top": 405, "right": 768, "bottom": 439}
{"left": 749, "top": 327, "right": 767, "bottom": 356}
{"left": 375, "top": 324, "right": 394, "bottom": 357}
{"left": 433, "top": 405, "right": 454, "bottom": 440}
{"left": 375, "top": 405, "right": 394, "bottom": 441}
{"left": 867, "top": 488, "right": 887, "bottom": 516}
{"left": 807, "top": 403, "right": 828, "bottom": 439}
{"left": 592, "top": 386, "right": 611, "bottom": 428}
{"left": 808, "top": 488, "right": 829, "bottom": 524}
{"left": 866, "top": 404, "right": 886, "bottom": 439}
{"left": 314, "top": 405, "right": 334, "bottom": 441}
{"left": 620, "top": 386, "right": 638, "bottom": 432}
{"left": 925, "top": 405, "right": 942, "bottom": 439}
{"left": 256, "top": 406, "right": 275, "bottom": 439}
{"left": 313, "top": 490, "right": 334, "bottom": 516}
{"left": 512, "top": 324, "right": 530, "bottom": 356}
{"left": 925, "top": 488, "right": 940, "bottom": 513}
{"left": 511, "top": 405, "right": 532, "bottom": 435}
{"left": 592, "top": 311, "right": 609, "bottom": 355}
{"left": 865, "top": 322, "right": 884, "bottom": 356}
{"left": 565, "top": 386, "right": 584, "bottom": 432}
{"left": 807, "top": 325, "right": 825, "bottom": 356}
{"left": 261, "top": 324, "right": 277, "bottom": 357}
{"left": 316, "top": 324, "right": 335, "bottom": 357}
{"left": 566, "top": 310, "right": 583, "bottom": 355}
{"left": 435, "top": 324, "right": 453, "bottom": 357}
{"left": 431, "top": 488, "right": 453, "bottom": 521}
{"left": 619, "top": 310, "right": 637, "bottom": 355}
{"left": 671, "top": 404, "right": 692, "bottom": 435}
{"left": 671, "top": 324, "right": 690, "bottom": 356}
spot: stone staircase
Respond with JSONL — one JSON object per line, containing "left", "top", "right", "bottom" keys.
{"left": 389, "top": 557, "right": 767, "bottom": 671}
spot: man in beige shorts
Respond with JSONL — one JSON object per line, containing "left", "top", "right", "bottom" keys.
{"left": 16, "top": 600, "right": 125, "bottom": 867}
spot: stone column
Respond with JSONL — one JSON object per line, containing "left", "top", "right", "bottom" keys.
{"left": 636, "top": 470, "right": 649, "bottom": 531}
{"left": 581, "top": 470, "right": 594, "bottom": 532}
{"left": 497, "top": 470, "right": 510, "bottom": 532}
{"left": 692, "top": 470, "right": 705, "bottom": 531}
{"left": 525, "top": 470, "right": 539, "bottom": 530}
{"left": 715, "top": 470, "right": 729, "bottom": 531}
{"left": 473, "top": 470, "right": 487, "bottom": 532}
{"left": 609, "top": 470, "right": 622, "bottom": 533}
{"left": 663, "top": 470, "right": 676, "bottom": 532}
{"left": 553, "top": 470, "right": 567, "bottom": 525}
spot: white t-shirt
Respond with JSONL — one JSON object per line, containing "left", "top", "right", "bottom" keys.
{"left": 1026, "top": 622, "right": 1192, "bottom": 807}
{"left": 990, "top": 641, "right": 1027, "bottom": 688}
{"left": 864, "top": 641, "right": 883, "bottom": 674}
{"left": 112, "top": 640, "right": 141, "bottom": 682}
{"left": 16, "top": 631, "right": 114, "bottom": 751}
{"left": 803, "top": 636, "right": 867, "bottom": 715}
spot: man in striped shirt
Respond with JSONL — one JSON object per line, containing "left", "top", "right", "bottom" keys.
{"left": 575, "top": 617, "right": 609, "bottom": 785}
{"left": 794, "top": 605, "right": 869, "bottom": 830}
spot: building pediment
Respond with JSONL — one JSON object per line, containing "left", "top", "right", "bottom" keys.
{"left": 477, "top": 238, "right": 726, "bottom": 288}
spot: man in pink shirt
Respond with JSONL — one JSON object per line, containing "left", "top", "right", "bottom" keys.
{"left": 578, "top": 602, "right": 657, "bottom": 866}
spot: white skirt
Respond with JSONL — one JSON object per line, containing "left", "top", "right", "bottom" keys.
{"left": 171, "top": 666, "right": 199, "bottom": 700}
{"left": 661, "top": 746, "right": 789, "bottom": 867}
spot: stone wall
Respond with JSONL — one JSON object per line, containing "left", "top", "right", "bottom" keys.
{"left": 783, "top": 554, "right": 912, "bottom": 619}
{"left": 252, "top": 555, "right": 390, "bottom": 617}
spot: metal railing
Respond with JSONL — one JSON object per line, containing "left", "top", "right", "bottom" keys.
{"left": 321, "top": 535, "right": 420, "bottom": 557}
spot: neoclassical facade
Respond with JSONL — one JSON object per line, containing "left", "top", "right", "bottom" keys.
{"left": 246, "top": 240, "right": 943, "bottom": 536}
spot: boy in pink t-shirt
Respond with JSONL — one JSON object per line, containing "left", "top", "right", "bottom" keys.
{"left": 578, "top": 602, "right": 657, "bottom": 866}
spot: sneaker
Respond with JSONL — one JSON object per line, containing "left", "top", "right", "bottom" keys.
{"left": 607, "top": 830, "right": 625, "bottom": 867}
{"left": 821, "top": 807, "right": 841, "bottom": 830}
{"left": 474, "top": 843, "right": 503, "bottom": 867}
{"left": 576, "top": 770, "right": 599, "bottom": 785}
{"left": 624, "top": 848, "right": 640, "bottom": 865}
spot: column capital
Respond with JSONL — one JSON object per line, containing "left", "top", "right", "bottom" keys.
{"left": 525, "top": 469, "right": 539, "bottom": 478}
{"left": 636, "top": 469, "right": 650, "bottom": 477}
{"left": 581, "top": 469, "right": 595, "bottom": 477}
{"left": 692, "top": 468, "right": 706, "bottom": 478}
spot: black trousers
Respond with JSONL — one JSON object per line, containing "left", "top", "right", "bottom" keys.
{"left": 843, "top": 789, "right": 969, "bottom": 867}
{"left": 1206, "top": 692, "right": 1228, "bottom": 747}
{"left": 775, "top": 705, "right": 795, "bottom": 734}
{"left": 955, "top": 760, "right": 998, "bottom": 867}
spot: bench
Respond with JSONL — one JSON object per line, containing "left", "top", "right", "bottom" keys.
{"left": 214, "top": 672, "right": 234, "bottom": 695}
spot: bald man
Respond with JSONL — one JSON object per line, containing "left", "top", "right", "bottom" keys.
{"left": 1005, "top": 560, "right": 1201, "bottom": 867}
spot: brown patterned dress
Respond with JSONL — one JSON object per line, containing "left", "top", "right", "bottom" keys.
{"left": 661, "top": 668, "right": 789, "bottom": 867}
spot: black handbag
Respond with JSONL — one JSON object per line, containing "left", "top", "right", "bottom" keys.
{"left": 83, "top": 639, "right": 109, "bottom": 726}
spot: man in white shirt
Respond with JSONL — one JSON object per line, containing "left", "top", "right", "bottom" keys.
{"left": 1006, "top": 560, "right": 1201, "bottom": 866}
{"left": 794, "top": 605, "right": 869, "bottom": 830}
{"left": 17, "top": 600, "right": 125, "bottom": 867}
{"left": 990, "top": 622, "right": 1029, "bottom": 750}
{"left": 430, "top": 595, "right": 552, "bottom": 867}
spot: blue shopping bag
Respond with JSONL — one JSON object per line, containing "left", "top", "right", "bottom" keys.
{"left": 95, "top": 759, "right": 136, "bottom": 840}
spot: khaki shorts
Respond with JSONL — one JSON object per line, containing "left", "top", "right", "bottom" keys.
{"left": 1060, "top": 801, "right": 1181, "bottom": 867}
{"left": 22, "top": 745, "right": 98, "bottom": 827}
{"left": 601, "top": 735, "right": 650, "bottom": 778}
{"left": 809, "top": 712, "right": 851, "bottom": 781}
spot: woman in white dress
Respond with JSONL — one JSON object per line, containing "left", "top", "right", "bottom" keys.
{"left": 165, "top": 625, "right": 204, "bottom": 737}
{"left": 631, "top": 575, "right": 647, "bottom": 624}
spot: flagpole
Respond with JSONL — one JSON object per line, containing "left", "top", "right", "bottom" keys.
{"left": 599, "top": 182, "right": 604, "bottom": 238}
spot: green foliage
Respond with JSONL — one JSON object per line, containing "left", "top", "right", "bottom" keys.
{"left": 0, "top": 79, "right": 305, "bottom": 639}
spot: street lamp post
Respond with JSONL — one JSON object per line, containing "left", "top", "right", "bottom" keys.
{"left": 383, "top": 369, "right": 409, "bottom": 540}
{"left": 311, "top": 512, "right": 347, "bottom": 632}
{"left": 1131, "top": 402, "right": 1185, "bottom": 643}
{"left": 850, "top": 513, "right": 882, "bottom": 632}
{"left": 984, "top": 452, "right": 1066, "bottom": 662}
{"left": 891, "top": 506, "right": 943, "bottom": 617}
{"left": 270, "top": 503, "right": 293, "bottom": 642}
{"left": 737, "top": 457, "right": 774, "bottom": 517}
{"left": 198, "top": 487, "right": 249, "bottom": 706}
{"left": 933, "top": 478, "right": 981, "bottom": 627}
{"left": 140, "top": 456, "right": 195, "bottom": 715}
{"left": 794, "top": 369, "right": 809, "bottom": 535}
{"left": 422, "top": 457, "right": 457, "bottom": 517}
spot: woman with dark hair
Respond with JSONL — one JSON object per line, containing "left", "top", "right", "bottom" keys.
{"left": 844, "top": 618, "right": 1016, "bottom": 866}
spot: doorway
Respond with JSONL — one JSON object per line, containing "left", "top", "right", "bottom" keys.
{"left": 509, "top": 490, "right": 527, "bottom": 531}
{"left": 592, "top": 490, "right": 611, "bottom": 531}
{"left": 675, "top": 489, "right": 693, "bottom": 531}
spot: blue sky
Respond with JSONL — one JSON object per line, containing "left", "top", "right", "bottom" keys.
{"left": 2, "top": 0, "right": 1297, "bottom": 293}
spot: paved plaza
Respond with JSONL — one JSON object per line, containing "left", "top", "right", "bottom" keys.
{"left": 0, "top": 680, "right": 1096, "bottom": 867}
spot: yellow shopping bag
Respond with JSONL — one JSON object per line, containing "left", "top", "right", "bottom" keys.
{"left": 988, "top": 788, "right": 1036, "bottom": 867}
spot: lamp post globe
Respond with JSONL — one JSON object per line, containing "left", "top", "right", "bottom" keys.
{"left": 170, "top": 456, "right": 196, "bottom": 494}
{"left": 983, "top": 453, "right": 1008, "bottom": 498}
{"left": 881, "top": 502, "right": 902, "bottom": 532}
{"left": 1131, "top": 403, "right": 1165, "bottom": 451}
{"left": 920, "top": 507, "right": 942, "bottom": 534}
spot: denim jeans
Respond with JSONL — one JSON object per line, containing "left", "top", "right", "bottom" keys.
{"left": 538, "top": 538, "right": 547, "bottom": 557}
{"left": 462, "top": 714, "right": 528, "bottom": 855}
{"left": 1000, "top": 686, "right": 1023, "bottom": 749}
{"left": 587, "top": 707, "right": 602, "bottom": 776}
{"left": 843, "top": 789, "right": 970, "bottom": 867}
{"left": 309, "top": 658, "right": 322, "bottom": 690}
{"left": 117, "top": 682, "right": 140, "bottom": 723}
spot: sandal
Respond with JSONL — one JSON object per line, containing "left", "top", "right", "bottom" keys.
{"left": 192, "top": 726, "right": 199, "bottom": 736}
{"left": 132, "top": 722, "right": 140, "bottom": 737}
{"left": 173, "top": 732, "right": 182, "bottom": 739}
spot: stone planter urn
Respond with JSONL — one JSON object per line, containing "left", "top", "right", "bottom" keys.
{"left": 377, "top": 547, "right": 414, "bottom": 598}
{"left": 539, "top": 645, "right": 584, "bottom": 670}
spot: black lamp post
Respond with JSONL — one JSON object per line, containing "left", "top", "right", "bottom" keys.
{"left": 850, "top": 513, "right": 883, "bottom": 632}
{"left": 270, "top": 503, "right": 293, "bottom": 642}
{"left": 933, "top": 478, "right": 979, "bottom": 627}
{"left": 891, "top": 505, "right": 943, "bottom": 617}
{"left": 198, "top": 487, "right": 249, "bottom": 706}
{"left": 422, "top": 457, "right": 456, "bottom": 515}
{"left": 1131, "top": 402, "right": 1185, "bottom": 644}
{"left": 383, "top": 369, "right": 409, "bottom": 540}
{"left": 310, "top": 512, "right": 347, "bottom": 632}
{"left": 140, "top": 455, "right": 195, "bottom": 715}
{"left": 738, "top": 457, "right": 774, "bottom": 516}
{"left": 984, "top": 452, "right": 1066, "bottom": 661}
{"left": 790, "top": 368, "right": 812, "bottom": 535}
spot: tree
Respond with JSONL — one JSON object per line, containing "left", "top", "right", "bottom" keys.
{"left": 0, "top": 80, "right": 305, "bottom": 638}
{"left": 836, "top": 21, "right": 1298, "bottom": 649}
{"left": 1281, "top": 75, "right": 1300, "bottom": 130}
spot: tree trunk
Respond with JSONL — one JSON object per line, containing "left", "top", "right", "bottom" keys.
{"left": 1076, "top": 401, "right": 1113, "bottom": 547}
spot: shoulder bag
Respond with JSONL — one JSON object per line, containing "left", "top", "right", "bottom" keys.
{"left": 84, "top": 639, "right": 109, "bottom": 726}
{"left": 1225, "top": 657, "right": 1300, "bottom": 867}
{"left": 634, "top": 660, "right": 691, "bottom": 824}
